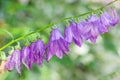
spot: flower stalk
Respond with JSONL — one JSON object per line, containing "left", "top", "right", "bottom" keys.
{"left": 3, "top": 0, "right": 119, "bottom": 73}
{"left": 0, "top": 0, "right": 118, "bottom": 51}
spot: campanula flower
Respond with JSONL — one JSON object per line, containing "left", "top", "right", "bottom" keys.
{"left": 21, "top": 46, "right": 30, "bottom": 69}
{"left": 64, "top": 21, "right": 82, "bottom": 46}
{"left": 5, "top": 50, "right": 22, "bottom": 74}
{"left": 22, "top": 40, "right": 45, "bottom": 69}
{"left": 33, "top": 40, "right": 45, "bottom": 66}
{"left": 77, "top": 15, "right": 100, "bottom": 43}
{"left": 100, "top": 9, "right": 119, "bottom": 27}
{"left": 46, "top": 29, "right": 69, "bottom": 61}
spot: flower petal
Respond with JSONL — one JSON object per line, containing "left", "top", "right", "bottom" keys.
{"left": 21, "top": 46, "right": 30, "bottom": 69}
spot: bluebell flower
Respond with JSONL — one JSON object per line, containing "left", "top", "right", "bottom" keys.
{"left": 77, "top": 15, "right": 99, "bottom": 43}
{"left": 46, "top": 29, "right": 69, "bottom": 61}
{"left": 77, "top": 15, "right": 110, "bottom": 43}
{"left": 21, "top": 46, "right": 30, "bottom": 69}
{"left": 27, "top": 42, "right": 36, "bottom": 69}
{"left": 100, "top": 9, "right": 119, "bottom": 27}
{"left": 5, "top": 50, "right": 22, "bottom": 74}
{"left": 24, "top": 40, "right": 45, "bottom": 69}
{"left": 33, "top": 40, "right": 45, "bottom": 66}
{"left": 64, "top": 21, "right": 82, "bottom": 46}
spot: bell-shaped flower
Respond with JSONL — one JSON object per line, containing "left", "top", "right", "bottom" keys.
{"left": 97, "top": 20, "right": 109, "bottom": 34}
{"left": 64, "top": 21, "right": 82, "bottom": 46}
{"left": 33, "top": 40, "right": 46, "bottom": 66}
{"left": 46, "top": 29, "right": 69, "bottom": 61}
{"left": 5, "top": 50, "right": 22, "bottom": 74}
{"left": 88, "top": 15, "right": 109, "bottom": 36}
{"left": 77, "top": 15, "right": 106, "bottom": 43}
{"left": 26, "top": 42, "right": 36, "bottom": 69}
{"left": 22, "top": 40, "right": 45, "bottom": 69}
{"left": 77, "top": 15, "right": 99, "bottom": 43}
{"left": 100, "top": 9, "right": 119, "bottom": 27}
{"left": 21, "top": 46, "right": 30, "bottom": 69}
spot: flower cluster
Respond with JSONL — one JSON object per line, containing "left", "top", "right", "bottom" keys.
{"left": 5, "top": 9, "right": 119, "bottom": 74}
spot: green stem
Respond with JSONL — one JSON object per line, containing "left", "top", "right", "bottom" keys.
{"left": 0, "top": 0, "right": 118, "bottom": 51}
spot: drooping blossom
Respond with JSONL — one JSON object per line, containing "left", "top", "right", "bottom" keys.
{"left": 64, "top": 21, "right": 82, "bottom": 46}
{"left": 97, "top": 20, "right": 109, "bottom": 34}
{"left": 77, "top": 15, "right": 100, "bottom": 43}
{"left": 5, "top": 50, "right": 22, "bottom": 74}
{"left": 100, "top": 9, "right": 119, "bottom": 27}
{"left": 33, "top": 40, "right": 46, "bottom": 66}
{"left": 46, "top": 28, "right": 69, "bottom": 61}
{"left": 77, "top": 14, "right": 110, "bottom": 43}
{"left": 22, "top": 40, "right": 46, "bottom": 69}
{"left": 21, "top": 46, "right": 30, "bottom": 69}
{"left": 77, "top": 9, "right": 119, "bottom": 43}
{"left": 26, "top": 42, "right": 35, "bottom": 69}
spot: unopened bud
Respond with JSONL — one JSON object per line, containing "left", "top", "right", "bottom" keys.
{"left": 0, "top": 51, "right": 6, "bottom": 60}
{"left": 15, "top": 42, "right": 21, "bottom": 50}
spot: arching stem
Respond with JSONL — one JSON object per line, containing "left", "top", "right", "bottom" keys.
{"left": 0, "top": 0, "right": 118, "bottom": 51}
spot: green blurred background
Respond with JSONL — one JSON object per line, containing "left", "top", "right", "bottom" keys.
{"left": 0, "top": 0, "right": 120, "bottom": 80}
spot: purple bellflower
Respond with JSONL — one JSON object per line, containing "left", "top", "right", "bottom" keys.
{"left": 26, "top": 42, "right": 36, "bottom": 69}
{"left": 97, "top": 20, "right": 109, "bottom": 34}
{"left": 64, "top": 21, "right": 82, "bottom": 46}
{"left": 77, "top": 15, "right": 100, "bottom": 43}
{"left": 22, "top": 40, "right": 46, "bottom": 69}
{"left": 78, "top": 15, "right": 110, "bottom": 43}
{"left": 21, "top": 46, "right": 30, "bottom": 69}
{"left": 100, "top": 9, "right": 119, "bottom": 27}
{"left": 46, "top": 29, "right": 69, "bottom": 61}
{"left": 5, "top": 39, "right": 46, "bottom": 73}
{"left": 33, "top": 40, "right": 45, "bottom": 66}
{"left": 5, "top": 50, "right": 22, "bottom": 74}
